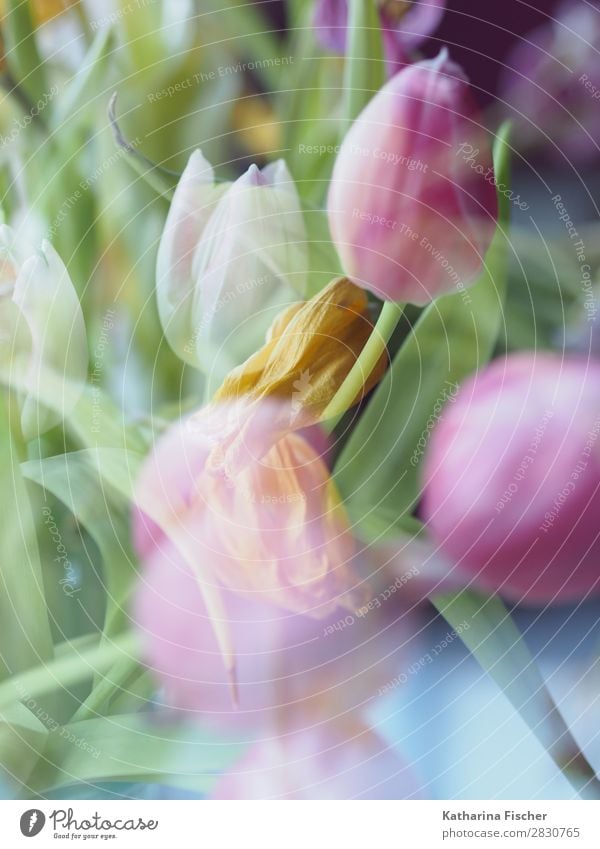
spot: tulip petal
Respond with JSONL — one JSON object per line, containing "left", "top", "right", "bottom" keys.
{"left": 212, "top": 723, "right": 417, "bottom": 799}
{"left": 209, "top": 277, "right": 387, "bottom": 477}
{"left": 11, "top": 240, "right": 87, "bottom": 439}
{"left": 156, "top": 149, "right": 227, "bottom": 367}
{"left": 191, "top": 160, "right": 308, "bottom": 384}
{"left": 328, "top": 51, "right": 498, "bottom": 303}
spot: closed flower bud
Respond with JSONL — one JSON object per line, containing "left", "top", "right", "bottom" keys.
{"left": 0, "top": 226, "right": 87, "bottom": 439}
{"left": 423, "top": 353, "right": 600, "bottom": 604}
{"left": 157, "top": 150, "right": 307, "bottom": 384}
{"left": 327, "top": 50, "right": 498, "bottom": 304}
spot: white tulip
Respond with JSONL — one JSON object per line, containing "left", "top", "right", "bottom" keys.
{"left": 156, "top": 150, "right": 307, "bottom": 385}
{"left": 0, "top": 226, "right": 87, "bottom": 439}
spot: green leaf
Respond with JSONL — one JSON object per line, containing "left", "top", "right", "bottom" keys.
{"left": 0, "top": 350, "right": 148, "bottom": 456}
{"left": 28, "top": 714, "right": 245, "bottom": 796}
{"left": 51, "top": 27, "right": 116, "bottom": 130}
{"left": 431, "top": 589, "right": 600, "bottom": 798}
{"left": 342, "top": 0, "right": 385, "bottom": 131}
{"left": 0, "top": 702, "right": 48, "bottom": 794}
{"left": 0, "top": 632, "right": 139, "bottom": 712}
{"left": 21, "top": 450, "right": 138, "bottom": 637}
{"left": 334, "top": 123, "right": 513, "bottom": 541}
{"left": 108, "top": 93, "right": 179, "bottom": 200}
{"left": 3, "top": 0, "right": 48, "bottom": 105}
{"left": 0, "top": 361, "right": 235, "bottom": 683}
{"left": 0, "top": 395, "right": 53, "bottom": 679}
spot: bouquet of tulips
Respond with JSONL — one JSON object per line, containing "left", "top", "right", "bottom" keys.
{"left": 0, "top": 0, "right": 599, "bottom": 801}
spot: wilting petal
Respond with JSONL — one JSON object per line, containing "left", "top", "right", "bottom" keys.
{"left": 208, "top": 277, "right": 387, "bottom": 476}
{"left": 133, "top": 400, "right": 367, "bottom": 621}
{"left": 199, "top": 432, "right": 365, "bottom": 616}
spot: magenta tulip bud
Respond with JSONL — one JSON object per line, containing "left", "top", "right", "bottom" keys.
{"left": 327, "top": 50, "right": 498, "bottom": 304}
{"left": 423, "top": 353, "right": 600, "bottom": 605}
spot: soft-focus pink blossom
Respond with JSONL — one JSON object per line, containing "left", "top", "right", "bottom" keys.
{"left": 133, "top": 404, "right": 365, "bottom": 620}
{"left": 327, "top": 50, "right": 497, "bottom": 304}
{"left": 499, "top": 1, "right": 600, "bottom": 163}
{"left": 314, "top": 0, "right": 446, "bottom": 72}
{"left": 211, "top": 723, "right": 419, "bottom": 799}
{"left": 423, "top": 353, "right": 600, "bottom": 604}
{"left": 134, "top": 550, "right": 414, "bottom": 723}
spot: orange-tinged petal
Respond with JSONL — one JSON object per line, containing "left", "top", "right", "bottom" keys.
{"left": 199, "top": 430, "right": 368, "bottom": 617}
{"left": 208, "top": 277, "right": 387, "bottom": 476}
{"left": 134, "top": 405, "right": 369, "bottom": 620}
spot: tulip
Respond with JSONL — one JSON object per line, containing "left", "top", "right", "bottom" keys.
{"left": 314, "top": 0, "right": 446, "bottom": 71}
{"left": 422, "top": 352, "right": 600, "bottom": 604}
{"left": 134, "top": 547, "right": 412, "bottom": 722}
{"left": 211, "top": 723, "right": 418, "bottom": 799}
{"left": 499, "top": 0, "right": 600, "bottom": 163}
{"left": 0, "top": 226, "right": 87, "bottom": 439}
{"left": 209, "top": 277, "right": 387, "bottom": 472}
{"left": 133, "top": 400, "right": 366, "bottom": 621}
{"left": 327, "top": 50, "right": 498, "bottom": 304}
{"left": 156, "top": 150, "right": 307, "bottom": 383}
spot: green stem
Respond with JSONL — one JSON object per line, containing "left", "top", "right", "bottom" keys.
{"left": 432, "top": 590, "right": 600, "bottom": 799}
{"left": 71, "top": 654, "right": 142, "bottom": 722}
{"left": 322, "top": 300, "right": 404, "bottom": 432}
{"left": 0, "top": 632, "right": 139, "bottom": 711}
{"left": 342, "top": 0, "right": 385, "bottom": 133}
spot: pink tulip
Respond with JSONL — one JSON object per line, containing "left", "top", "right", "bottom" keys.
{"left": 133, "top": 400, "right": 366, "bottom": 623}
{"left": 423, "top": 353, "right": 600, "bottom": 605}
{"left": 499, "top": 1, "right": 600, "bottom": 163}
{"left": 327, "top": 50, "right": 498, "bottom": 304}
{"left": 132, "top": 398, "right": 434, "bottom": 719}
{"left": 211, "top": 723, "right": 418, "bottom": 799}
{"left": 134, "top": 548, "right": 413, "bottom": 723}
{"left": 314, "top": 0, "right": 446, "bottom": 72}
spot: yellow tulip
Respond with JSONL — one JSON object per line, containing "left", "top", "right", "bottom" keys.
{"left": 205, "top": 276, "right": 387, "bottom": 478}
{"left": 214, "top": 276, "right": 387, "bottom": 428}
